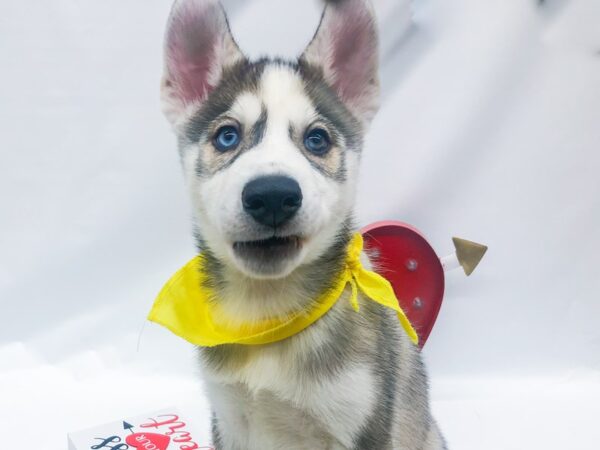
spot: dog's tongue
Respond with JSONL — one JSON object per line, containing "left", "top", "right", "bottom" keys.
{"left": 361, "top": 222, "right": 445, "bottom": 347}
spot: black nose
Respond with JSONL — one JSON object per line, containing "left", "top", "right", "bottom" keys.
{"left": 242, "top": 175, "right": 303, "bottom": 228}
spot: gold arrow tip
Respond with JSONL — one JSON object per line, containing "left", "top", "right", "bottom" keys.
{"left": 452, "top": 237, "right": 488, "bottom": 276}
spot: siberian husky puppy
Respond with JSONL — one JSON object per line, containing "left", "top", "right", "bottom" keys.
{"left": 159, "top": 0, "right": 446, "bottom": 448}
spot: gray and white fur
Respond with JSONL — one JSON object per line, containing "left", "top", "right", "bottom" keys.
{"left": 159, "top": 0, "right": 447, "bottom": 448}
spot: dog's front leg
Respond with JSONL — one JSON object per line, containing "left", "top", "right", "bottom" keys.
{"left": 205, "top": 381, "right": 254, "bottom": 450}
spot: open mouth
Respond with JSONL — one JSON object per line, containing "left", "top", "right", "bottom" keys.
{"left": 233, "top": 235, "right": 302, "bottom": 263}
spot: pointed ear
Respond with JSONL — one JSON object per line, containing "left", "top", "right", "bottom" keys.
{"left": 161, "top": 0, "right": 245, "bottom": 127}
{"left": 300, "top": 0, "right": 380, "bottom": 126}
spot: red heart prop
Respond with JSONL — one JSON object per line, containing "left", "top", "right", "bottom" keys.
{"left": 126, "top": 432, "right": 171, "bottom": 450}
{"left": 362, "top": 221, "right": 445, "bottom": 347}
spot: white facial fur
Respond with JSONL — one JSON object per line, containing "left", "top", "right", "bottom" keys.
{"left": 181, "top": 65, "right": 360, "bottom": 278}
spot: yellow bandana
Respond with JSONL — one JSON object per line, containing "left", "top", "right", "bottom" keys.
{"left": 148, "top": 233, "right": 418, "bottom": 347}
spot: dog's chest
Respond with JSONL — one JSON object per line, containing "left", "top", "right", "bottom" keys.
{"left": 199, "top": 305, "right": 379, "bottom": 447}
{"left": 203, "top": 346, "right": 377, "bottom": 449}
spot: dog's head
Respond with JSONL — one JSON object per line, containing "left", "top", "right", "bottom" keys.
{"left": 161, "top": 0, "right": 379, "bottom": 279}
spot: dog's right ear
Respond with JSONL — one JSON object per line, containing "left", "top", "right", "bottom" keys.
{"left": 161, "top": 0, "right": 244, "bottom": 127}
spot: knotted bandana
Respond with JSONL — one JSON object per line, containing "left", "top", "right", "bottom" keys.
{"left": 148, "top": 233, "right": 418, "bottom": 347}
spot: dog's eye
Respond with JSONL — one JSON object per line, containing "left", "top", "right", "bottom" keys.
{"left": 304, "top": 128, "right": 331, "bottom": 155}
{"left": 213, "top": 126, "right": 241, "bottom": 152}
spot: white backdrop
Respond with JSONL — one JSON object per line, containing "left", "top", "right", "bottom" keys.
{"left": 1, "top": 0, "right": 599, "bottom": 448}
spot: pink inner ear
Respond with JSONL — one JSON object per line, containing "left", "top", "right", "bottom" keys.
{"left": 329, "top": 5, "right": 377, "bottom": 103}
{"left": 165, "top": 1, "right": 225, "bottom": 104}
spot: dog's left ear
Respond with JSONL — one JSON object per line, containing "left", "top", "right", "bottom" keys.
{"left": 300, "top": 0, "right": 380, "bottom": 126}
{"left": 161, "top": 0, "right": 244, "bottom": 127}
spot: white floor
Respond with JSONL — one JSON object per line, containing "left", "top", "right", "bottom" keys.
{"left": 3, "top": 326, "right": 600, "bottom": 449}
{"left": 432, "top": 374, "right": 600, "bottom": 449}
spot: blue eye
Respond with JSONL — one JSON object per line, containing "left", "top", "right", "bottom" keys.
{"left": 304, "top": 128, "right": 331, "bottom": 155}
{"left": 214, "top": 126, "right": 241, "bottom": 152}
